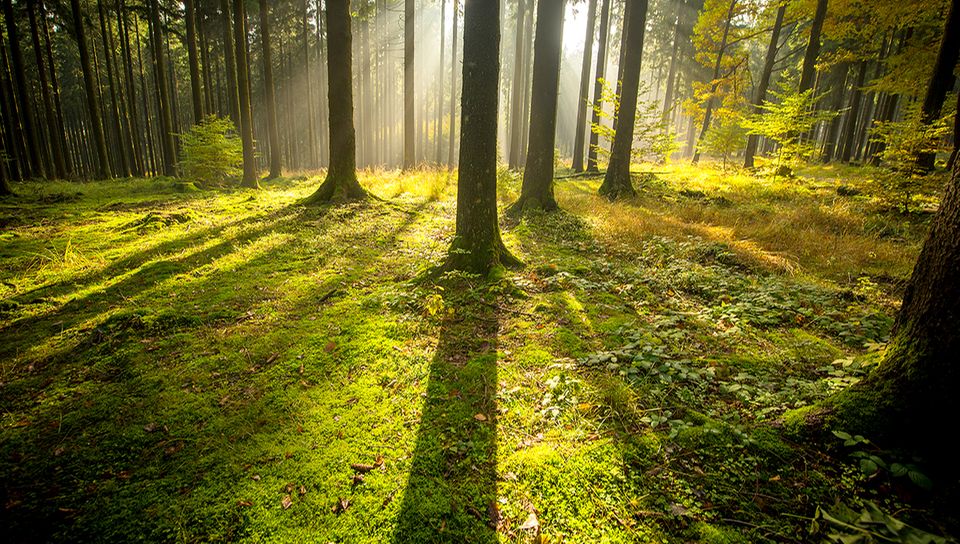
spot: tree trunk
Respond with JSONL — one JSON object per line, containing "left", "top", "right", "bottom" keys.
{"left": 28, "top": 0, "right": 66, "bottom": 178}
{"left": 661, "top": 11, "right": 680, "bottom": 124}
{"left": 510, "top": 0, "right": 566, "bottom": 214}
{"left": 436, "top": 0, "right": 446, "bottom": 164}
{"left": 185, "top": 0, "right": 204, "bottom": 124}
{"left": 692, "top": 0, "right": 737, "bottom": 165}
{"left": 117, "top": 0, "right": 144, "bottom": 176}
{"left": 572, "top": 0, "right": 597, "bottom": 172}
{"left": 4, "top": 0, "right": 44, "bottom": 179}
{"left": 133, "top": 15, "right": 157, "bottom": 175}
{"left": 258, "top": 0, "right": 281, "bottom": 179}
{"left": 231, "top": 0, "right": 257, "bottom": 187}
{"left": 98, "top": 0, "right": 130, "bottom": 178}
{"left": 306, "top": 0, "right": 366, "bottom": 203}
{"left": 917, "top": 0, "right": 960, "bottom": 171}
{"left": 147, "top": 0, "right": 176, "bottom": 177}
{"left": 69, "top": 0, "right": 111, "bottom": 179}
{"left": 798, "top": 0, "right": 827, "bottom": 93}
{"left": 447, "top": 0, "right": 459, "bottom": 168}
{"left": 586, "top": 0, "right": 611, "bottom": 172}
{"left": 0, "top": 30, "right": 24, "bottom": 181}
{"left": 507, "top": 0, "right": 527, "bottom": 170}
{"left": 839, "top": 61, "right": 866, "bottom": 164}
{"left": 445, "top": 0, "right": 519, "bottom": 273}
{"left": 744, "top": 2, "right": 785, "bottom": 169}
{"left": 403, "top": 0, "right": 415, "bottom": 169}
{"left": 820, "top": 63, "right": 849, "bottom": 163}
{"left": 220, "top": 0, "right": 240, "bottom": 127}
{"left": 598, "top": 0, "right": 649, "bottom": 200}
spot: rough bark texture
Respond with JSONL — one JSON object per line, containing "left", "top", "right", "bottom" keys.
{"left": 917, "top": 0, "right": 960, "bottom": 171}
{"left": 586, "top": 0, "right": 611, "bottom": 172}
{"left": 232, "top": 0, "right": 258, "bottom": 187}
{"left": 839, "top": 61, "right": 866, "bottom": 164}
{"left": 599, "top": 0, "right": 649, "bottom": 200}
{"left": 98, "top": 0, "right": 130, "bottom": 178}
{"left": 185, "top": 0, "right": 204, "bottom": 124}
{"left": 70, "top": 0, "right": 111, "bottom": 179}
{"left": 258, "top": 0, "right": 281, "bottom": 179}
{"left": 404, "top": 0, "right": 415, "bottom": 169}
{"left": 447, "top": 0, "right": 458, "bottom": 168}
{"left": 147, "top": 0, "right": 176, "bottom": 177}
{"left": 798, "top": 0, "right": 827, "bottom": 93}
{"left": 823, "top": 157, "right": 960, "bottom": 469}
{"left": 306, "top": 0, "right": 366, "bottom": 203}
{"left": 660, "top": 12, "right": 680, "bottom": 125}
{"left": 744, "top": 3, "right": 785, "bottom": 169}
{"left": 510, "top": 0, "right": 565, "bottom": 214}
{"left": 446, "top": 0, "right": 519, "bottom": 274}
{"left": 572, "top": 0, "right": 597, "bottom": 172}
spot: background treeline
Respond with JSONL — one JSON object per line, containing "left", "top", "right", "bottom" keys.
{"left": 0, "top": 0, "right": 956, "bottom": 185}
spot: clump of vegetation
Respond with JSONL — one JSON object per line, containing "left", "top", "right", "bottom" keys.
{"left": 591, "top": 79, "right": 678, "bottom": 165}
{"left": 701, "top": 117, "right": 749, "bottom": 171}
{"left": 178, "top": 115, "right": 244, "bottom": 186}
{"left": 743, "top": 86, "right": 835, "bottom": 178}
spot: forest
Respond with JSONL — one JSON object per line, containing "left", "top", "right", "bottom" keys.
{"left": 1, "top": 0, "right": 959, "bottom": 541}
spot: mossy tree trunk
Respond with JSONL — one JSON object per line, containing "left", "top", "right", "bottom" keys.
{"left": 445, "top": 0, "right": 520, "bottom": 274}
{"left": 509, "top": 0, "right": 565, "bottom": 215}
{"left": 598, "top": 0, "right": 649, "bottom": 200}
{"left": 827, "top": 161, "right": 960, "bottom": 467}
{"left": 305, "top": 0, "right": 367, "bottom": 203}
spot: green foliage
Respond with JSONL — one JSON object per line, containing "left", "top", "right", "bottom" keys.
{"left": 813, "top": 501, "right": 955, "bottom": 543}
{"left": 178, "top": 115, "right": 244, "bottom": 186}
{"left": 700, "top": 117, "right": 749, "bottom": 170}
{"left": 869, "top": 102, "right": 952, "bottom": 213}
{"left": 590, "top": 79, "right": 678, "bottom": 165}
{"left": 743, "top": 85, "right": 835, "bottom": 175}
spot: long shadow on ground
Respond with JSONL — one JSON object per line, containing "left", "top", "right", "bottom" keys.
{"left": 393, "top": 289, "right": 501, "bottom": 543}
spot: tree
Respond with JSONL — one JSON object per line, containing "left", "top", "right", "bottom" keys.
{"left": 743, "top": 85, "right": 835, "bottom": 175}
{"left": 404, "top": 0, "right": 415, "bottom": 169}
{"left": 3, "top": 0, "right": 43, "bottom": 179}
{"left": 917, "top": 0, "right": 960, "bottom": 171}
{"left": 258, "top": 0, "right": 281, "bottom": 179}
{"left": 598, "top": 0, "right": 650, "bottom": 200}
{"left": 586, "top": 0, "right": 612, "bottom": 172}
{"left": 508, "top": 0, "right": 527, "bottom": 170}
{"left": 305, "top": 0, "right": 367, "bottom": 203}
{"left": 70, "top": 0, "right": 111, "bottom": 179}
{"left": 444, "top": 0, "right": 519, "bottom": 273}
{"left": 744, "top": 1, "right": 785, "bottom": 169}
{"left": 27, "top": 0, "right": 66, "bottom": 179}
{"left": 509, "top": 0, "right": 566, "bottom": 214}
{"left": 185, "top": 0, "right": 204, "bottom": 124}
{"left": 447, "top": 0, "right": 459, "bottom": 168}
{"left": 232, "top": 0, "right": 257, "bottom": 187}
{"left": 691, "top": 0, "right": 738, "bottom": 165}
{"left": 799, "top": 0, "right": 828, "bottom": 93}
{"left": 572, "top": 0, "right": 597, "bottom": 172}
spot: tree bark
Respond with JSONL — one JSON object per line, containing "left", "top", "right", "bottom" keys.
{"left": 447, "top": 0, "right": 459, "bottom": 168}
{"left": 436, "top": 0, "right": 446, "bottom": 164}
{"left": 306, "top": 0, "right": 366, "bottom": 203}
{"left": 692, "top": 0, "right": 737, "bottom": 165}
{"left": 511, "top": 0, "right": 566, "bottom": 214}
{"left": 98, "top": 0, "right": 130, "bottom": 177}
{"left": 69, "top": 0, "right": 111, "bottom": 179}
{"left": 661, "top": 11, "right": 680, "bottom": 125}
{"left": 28, "top": 0, "right": 66, "bottom": 178}
{"left": 185, "top": 0, "right": 204, "bottom": 124}
{"left": 147, "top": 0, "right": 176, "bottom": 177}
{"left": 798, "top": 0, "right": 827, "bottom": 93}
{"left": 117, "top": 0, "right": 144, "bottom": 176}
{"left": 258, "top": 0, "right": 281, "bottom": 179}
{"left": 744, "top": 2, "right": 785, "bottom": 169}
{"left": 586, "top": 0, "right": 611, "bottom": 172}
{"left": 404, "top": 0, "right": 415, "bottom": 169}
{"left": 4, "top": 0, "right": 44, "bottom": 179}
{"left": 445, "top": 0, "right": 519, "bottom": 273}
{"left": 507, "top": 0, "right": 527, "bottom": 170}
{"left": 917, "top": 0, "right": 960, "bottom": 171}
{"left": 839, "top": 61, "right": 866, "bottom": 164}
{"left": 220, "top": 0, "right": 240, "bottom": 127}
{"left": 572, "top": 0, "right": 597, "bottom": 172}
{"left": 231, "top": 0, "right": 257, "bottom": 187}
{"left": 598, "top": 0, "right": 649, "bottom": 200}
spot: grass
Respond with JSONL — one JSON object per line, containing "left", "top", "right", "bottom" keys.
{"left": 0, "top": 164, "right": 955, "bottom": 543}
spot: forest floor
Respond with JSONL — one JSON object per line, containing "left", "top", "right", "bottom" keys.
{"left": 0, "top": 164, "right": 957, "bottom": 543}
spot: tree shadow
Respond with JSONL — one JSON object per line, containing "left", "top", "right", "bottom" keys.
{"left": 393, "top": 289, "right": 501, "bottom": 543}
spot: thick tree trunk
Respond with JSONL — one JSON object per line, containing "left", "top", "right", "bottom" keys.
{"left": 917, "top": 0, "right": 960, "bottom": 171}
{"left": 5, "top": 0, "right": 44, "bottom": 179}
{"left": 510, "top": 0, "right": 566, "bottom": 214}
{"left": 586, "top": 0, "right": 611, "bottom": 172}
{"left": 185, "top": 0, "right": 204, "bottom": 124}
{"left": 744, "top": 3, "right": 785, "bottom": 169}
{"left": 147, "top": 0, "right": 176, "bottom": 177}
{"left": 69, "top": 0, "right": 111, "bottom": 179}
{"left": 692, "top": 0, "right": 737, "bottom": 165}
{"left": 232, "top": 0, "right": 257, "bottom": 187}
{"left": 306, "top": 0, "right": 366, "bottom": 203}
{"left": 445, "top": 0, "right": 519, "bottom": 273}
{"left": 799, "top": 0, "right": 827, "bottom": 93}
{"left": 507, "top": 0, "right": 527, "bottom": 170}
{"left": 572, "top": 0, "right": 597, "bottom": 172}
{"left": 404, "top": 0, "right": 415, "bottom": 169}
{"left": 598, "top": 0, "right": 649, "bottom": 200}
{"left": 28, "top": 0, "right": 66, "bottom": 178}
{"left": 0, "top": 31, "right": 24, "bottom": 181}
{"left": 447, "top": 0, "right": 459, "bottom": 168}
{"left": 258, "top": 0, "right": 281, "bottom": 179}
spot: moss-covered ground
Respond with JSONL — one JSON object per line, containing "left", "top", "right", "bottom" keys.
{"left": 1, "top": 164, "right": 956, "bottom": 542}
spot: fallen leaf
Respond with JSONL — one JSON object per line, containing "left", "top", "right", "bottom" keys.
{"left": 351, "top": 463, "right": 375, "bottom": 473}
{"left": 474, "top": 413, "right": 487, "bottom": 422}
{"left": 352, "top": 474, "right": 365, "bottom": 487}
{"left": 769, "top": 475, "right": 781, "bottom": 482}
{"left": 331, "top": 497, "right": 350, "bottom": 514}
{"left": 143, "top": 423, "right": 158, "bottom": 433}
{"left": 251, "top": 474, "right": 261, "bottom": 481}
{"left": 281, "top": 495, "right": 293, "bottom": 509}
{"left": 520, "top": 512, "right": 540, "bottom": 530}
{"left": 298, "top": 485, "right": 307, "bottom": 496}
{"left": 324, "top": 341, "right": 337, "bottom": 353}
{"left": 237, "top": 500, "right": 252, "bottom": 507}
{"left": 265, "top": 353, "right": 279, "bottom": 365}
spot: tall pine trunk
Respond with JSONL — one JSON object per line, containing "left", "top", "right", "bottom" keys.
{"left": 4, "top": 0, "right": 44, "bottom": 178}
{"left": 447, "top": 0, "right": 458, "bottom": 168}
{"left": 232, "top": 0, "right": 257, "bottom": 187}
{"left": 507, "top": 0, "right": 527, "bottom": 169}
{"left": 147, "top": 0, "right": 176, "bottom": 177}
{"left": 28, "top": 0, "right": 66, "bottom": 178}
{"left": 436, "top": 0, "right": 446, "bottom": 164}
{"left": 220, "top": 0, "right": 240, "bottom": 127}
{"left": 185, "top": 0, "right": 204, "bottom": 124}
{"left": 744, "top": 3, "right": 785, "bottom": 169}
{"left": 839, "top": 61, "right": 866, "bottom": 164}
{"left": 598, "top": 0, "right": 649, "bottom": 200}
{"left": 98, "top": 0, "right": 130, "bottom": 177}
{"left": 510, "top": 0, "right": 566, "bottom": 213}
{"left": 70, "top": 0, "right": 111, "bottom": 179}
{"left": 799, "top": 0, "right": 827, "bottom": 93}
{"left": 404, "top": 0, "right": 415, "bottom": 169}
{"left": 572, "top": 0, "right": 597, "bottom": 172}
{"left": 586, "top": 0, "right": 611, "bottom": 172}
{"left": 258, "top": 0, "right": 281, "bottom": 179}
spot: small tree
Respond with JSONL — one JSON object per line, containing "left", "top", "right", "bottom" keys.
{"left": 591, "top": 79, "right": 678, "bottom": 166}
{"left": 700, "top": 117, "right": 748, "bottom": 170}
{"left": 743, "top": 85, "right": 834, "bottom": 176}
{"left": 179, "top": 115, "right": 243, "bottom": 185}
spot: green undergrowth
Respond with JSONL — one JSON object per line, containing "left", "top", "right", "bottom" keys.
{"left": 0, "top": 167, "right": 955, "bottom": 543}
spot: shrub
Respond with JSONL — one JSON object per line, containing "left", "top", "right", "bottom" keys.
{"left": 179, "top": 115, "right": 243, "bottom": 186}
{"left": 590, "top": 79, "right": 678, "bottom": 165}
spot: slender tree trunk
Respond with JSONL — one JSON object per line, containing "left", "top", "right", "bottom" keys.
{"left": 0, "top": 30, "right": 24, "bottom": 181}
{"left": 98, "top": 0, "right": 130, "bottom": 177}
{"left": 258, "top": 0, "right": 281, "bottom": 179}
{"left": 4, "top": 0, "right": 44, "bottom": 178}
{"left": 917, "top": 0, "right": 960, "bottom": 171}
{"left": 69, "top": 0, "right": 111, "bottom": 179}
{"left": 744, "top": 2, "right": 785, "bottom": 168}
{"left": 661, "top": 12, "right": 680, "bottom": 124}
{"left": 436, "top": 0, "right": 446, "bottom": 164}
{"left": 105, "top": 2, "right": 137, "bottom": 176}
{"left": 511, "top": 0, "right": 566, "bottom": 213}
{"left": 612, "top": 0, "right": 631, "bottom": 132}
{"left": 799, "top": 0, "right": 827, "bottom": 93}
{"left": 587, "top": 0, "right": 611, "bottom": 172}
{"left": 220, "top": 0, "right": 240, "bottom": 127}
{"left": 28, "top": 0, "right": 66, "bottom": 178}
{"left": 519, "top": 9, "right": 534, "bottom": 165}
{"left": 117, "top": 0, "right": 143, "bottom": 176}
{"left": 572, "top": 0, "right": 598, "bottom": 172}
{"left": 403, "top": 0, "right": 415, "bottom": 169}
{"left": 692, "top": 0, "right": 737, "bottom": 165}
{"left": 185, "top": 0, "right": 204, "bottom": 124}
{"left": 839, "top": 61, "right": 867, "bottom": 163}
{"left": 446, "top": 0, "right": 519, "bottom": 273}
{"left": 199, "top": 10, "right": 215, "bottom": 116}
{"left": 447, "top": 0, "right": 459, "bottom": 168}
{"left": 40, "top": 0, "right": 72, "bottom": 176}
{"left": 146, "top": 0, "right": 176, "bottom": 177}
{"left": 231, "top": 0, "right": 257, "bottom": 187}
{"left": 507, "top": 0, "right": 527, "bottom": 169}
{"left": 821, "top": 63, "right": 848, "bottom": 163}
{"left": 306, "top": 0, "right": 366, "bottom": 203}
{"left": 133, "top": 15, "right": 157, "bottom": 175}
{"left": 599, "top": 0, "right": 649, "bottom": 199}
